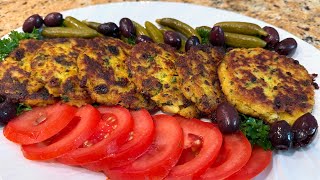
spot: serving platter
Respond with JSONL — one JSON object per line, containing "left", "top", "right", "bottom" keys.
{"left": 0, "top": 1, "right": 319, "bottom": 180}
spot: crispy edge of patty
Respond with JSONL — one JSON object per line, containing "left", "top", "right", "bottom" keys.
{"left": 218, "top": 48, "right": 315, "bottom": 124}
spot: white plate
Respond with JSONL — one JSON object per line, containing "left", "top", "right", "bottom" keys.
{"left": 0, "top": 2, "right": 319, "bottom": 180}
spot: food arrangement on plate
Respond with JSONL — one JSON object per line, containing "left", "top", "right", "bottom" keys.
{"left": 0, "top": 6, "right": 318, "bottom": 180}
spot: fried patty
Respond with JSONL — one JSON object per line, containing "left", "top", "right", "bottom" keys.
{"left": 176, "top": 45, "right": 225, "bottom": 115}
{"left": 77, "top": 37, "right": 156, "bottom": 110}
{"left": 0, "top": 39, "right": 55, "bottom": 106}
{"left": 29, "top": 38, "right": 92, "bottom": 106}
{"left": 218, "top": 48, "right": 315, "bottom": 125}
{"left": 127, "top": 42, "right": 198, "bottom": 117}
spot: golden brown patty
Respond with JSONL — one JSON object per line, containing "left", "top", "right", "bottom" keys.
{"left": 29, "top": 38, "right": 92, "bottom": 106}
{"left": 176, "top": 45, "right": 225, "bottom": 115}
{"left": 127, "top": 42, "right": 198, "bottom": 117}
{"left": 218, "top": 48, "right": 315, "bottom": 125}
{"left": 0, "top": 40, "right": 55, "bottom": 106}
{"left": 77, "top": 37, "right": 155, "bottom": 110}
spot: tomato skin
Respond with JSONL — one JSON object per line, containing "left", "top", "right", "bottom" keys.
{"left": 57, "top": 106, "right": 133, "bottom": 165}
{"left": 84, "top": 109, "right": 155, "bottom": 171}
{"left": 3, "top": 103, "right": 77, "bottom": 145}
{"left": 166, "top": 116, "right": 223, "bottom": 180}
{"left": 106, "top": 114, "right": 184, "bottom": 180}
{"left": 200, "top": 132, "right": 252, "bottom": 180}
{"left": 226, "top": 146, "right": 272, "bottom": 180}
{"left": 21, "top": 105, "right": 101, "bottom": 160}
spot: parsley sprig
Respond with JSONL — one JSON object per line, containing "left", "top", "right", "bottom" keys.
{"left": 240, "top": 114, "right": 273, "bottom": 150}
{"left": 196, "top": 27, "right": 210, "bottom": 45}
{"left": 0, "top": 29, "right": 41, "bottom": 60}
{"left": 16, "top": 103, "right": 32, "bottom": 115}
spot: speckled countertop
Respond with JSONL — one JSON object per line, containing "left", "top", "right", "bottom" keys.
{"left": 0, "top": 0, "right": 319, "bottom": 49}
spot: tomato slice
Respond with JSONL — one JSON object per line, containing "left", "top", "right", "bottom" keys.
{"left": 57, "top": 106, "right": 133, "bottom": 165}
{"left": 84, "top": 109, "right": 155, "bottom": 171}
{"left": 200, "top": 132, "right": 252, "bottom": 180}
{"left": 166, "top": 116, "right": 223, "bottom": 179}
{"left": 21, "top": 105, "right": 101, "bottom": 160}
{"left": 226, "top": 146, "right": 272, "bottom": 180}
{"left": 3, "top": 103, "right": 77, "bottom": 145}
{"left": 106, "top": 114, "right": 183, "bottom": 180}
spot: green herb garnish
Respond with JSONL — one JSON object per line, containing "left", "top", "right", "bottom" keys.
{"left": 126, "top": 36, "right": 136, "bottom": 45}
{"left": 147, "top": 55, "right": 155, "bottom": 62}
{"left": 91, "top": 102, "right": 100, "bottom": 107}
{"left": 240, "top": 114, "right": 272, "bottom": 150}
{"left": 16, "top": 103, "right": 32, "bottom": 115}
{"left": 61, "top": 95, "right": 70, "bottom": 102}
{"left": 196, "top": 28, "right": 210, "bottom": 45}
{"left": 0, "top": 29, "right": 41, "bottom": 61}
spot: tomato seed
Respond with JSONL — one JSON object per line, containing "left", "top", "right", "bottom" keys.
{"left": 128, "top": 131, "right": 134, "bottom": 141}
{"left": 107, "top": 116, "right": 116, "bottom": 123}
{"left": 33, "top": 115, "right": 47, "bottom": 126}
{"left": 83, "top": 140, "right": 93, "bottom": 147}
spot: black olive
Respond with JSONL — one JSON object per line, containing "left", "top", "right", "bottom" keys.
{"left": 292, "top": 113, "right": 318, "bottom": 148}
{"left": 274, "top": 38, "right": 297, "bottom": 56}
{"left": 216, "top": 102, "right": 240, "bottom": 134}
{"left": 263, "top": 26, "right": 280, "bottom": 49}
{"left": 119, "top": 18, "right": 136, "bottom": 38}
{"left": 185, "top": 36, "right": 200, "bottom": 52}
{"left": 136, "top": 35, "right": 154, "bottom": 44}
{"left": 0, "top": 95, "right": 17, "bottom": 126}
{"left": 44, "top": 12, "right": 63, "bottom": 27}
{"left": 98, "top": 22, "right": 120, "bottom": 38}
{"left": 209, "top": 26, "right": 225, "bottom": 46}
{"left": 23, "top": 14, "right": 44, "bottom": 33}
{"left": 269, "top": 120, "right": 293, "bottom": 150}
{"left": 164, "top": 31, "right": 182, "bottom": 50}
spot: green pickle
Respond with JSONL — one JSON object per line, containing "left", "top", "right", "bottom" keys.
{"left": 63, "top": 16, "right": 102, "bottom": 36}
{"left": 42, "top": 27, "right": 99, "bottom": 38}
{"left": 133, "top": 21, "right": 149, "bottom": 36}
{"left": 145, "top": 21, "right": 164, "bottom": 43}
{"left": 156, "top": 18, "right": 201, "bottom": 42}
{"left": 215, "top": 21, "right": 268, "bottom": 36}
{"left": 63, "top": 16, "right": 92, "bottom": 30}
{"left": 82, "top": 21, "right": 101, "bottom": 30}
{"left": 159, "top": 26, "right": 174, "bottom": 34}
{"left": 224, "top": 32, "right": 267, "bottom": 48}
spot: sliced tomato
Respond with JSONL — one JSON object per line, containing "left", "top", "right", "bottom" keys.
{"left": 57, "top": 106, "right": 133, "bottom": 165}
{"left": 84, "top": 109, "right": 155, "bottom": 171}
{"left": 226, "top": 146, "right": 272, "bottom": 180}
{"left": 21, "top": 105, "right": 101, "bottom": 160}
{"left": 3, "top": 103, "right": 77, "bottom": 145}
{"left": 166, "top": 116, "right": 223, "bottom": 179}
{"left": 106, "top": 114, "right": 183, "bottom": 180}
{"left": 200, "top": 132, "right": 252, "bottom": 180}
{"left": 176, "top": 147, "right": 196, "bottom": 165}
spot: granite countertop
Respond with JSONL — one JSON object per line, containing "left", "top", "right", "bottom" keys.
{"left": 0, "top": 0, "right": 319, "bottom": 49}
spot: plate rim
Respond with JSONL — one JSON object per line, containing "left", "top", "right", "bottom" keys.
{"left": 0, "top": 2, "right": 319, "bottom": 180}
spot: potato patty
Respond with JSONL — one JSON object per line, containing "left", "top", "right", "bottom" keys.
{"left": 127, "top": 42, "right": 198, "bottom": 117}
{"left": 29, "top": 38, "right": 92, "bottom": 106}
{"left": 0, "top": 39, "right": 55, "bottom": 106}
{"left": 176, "top": 45, "right": 225, "bottom": 115}
{"left": 77, "top": 37, "right": 156, "bottom": 110}
{"left": 218, "top": 48, "right": 315, "bottom": 125}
